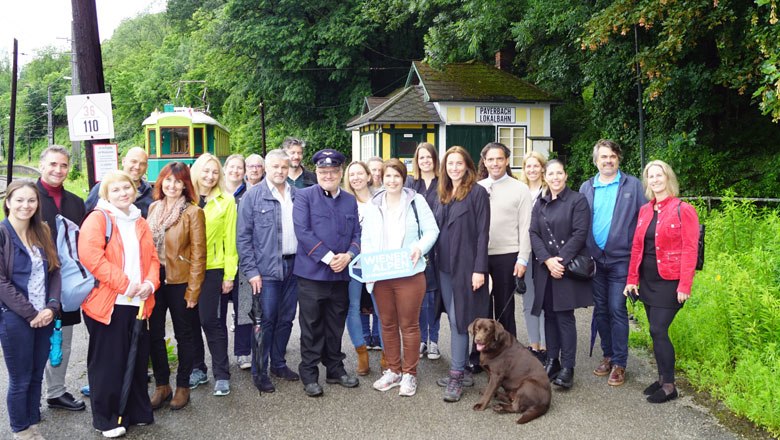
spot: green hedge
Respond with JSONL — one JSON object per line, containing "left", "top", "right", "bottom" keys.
{"left": 629, "top": 197, "right": 780, "bottom": 436}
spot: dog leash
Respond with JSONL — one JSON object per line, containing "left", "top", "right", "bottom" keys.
{"left": 494, "top": 292, "right": 515, "bottom": 323}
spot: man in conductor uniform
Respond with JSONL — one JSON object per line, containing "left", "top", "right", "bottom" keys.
{"left": 293, "top": 149, "right": 361, "bottom": 397}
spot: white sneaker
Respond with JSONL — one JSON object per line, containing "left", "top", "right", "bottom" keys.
{"left": 427, "top": 342, "right": 441, "bottom": 360}
{"left": 237, "top": 355, "right": 252, "bottom": 370}
{"left": 399, "top": 373, "right": 417, "bottom": 397}
{"left": 101, "top": 427, "right": 126, "bottom": 438}
{"left": 373, "top": 370, "right": 402, "bottom": 391}
{"left": 419, "top": 342, "right": 427, "bottom": 359}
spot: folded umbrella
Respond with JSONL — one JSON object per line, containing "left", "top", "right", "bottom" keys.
{"left": 49, "top": 319, "right": 62, "bottom": 367}
{"left": 117, "top": 300, "right": 146, "bottom": 426}
{"left": 249, "top": 293, "right": 264, "bottom": 394}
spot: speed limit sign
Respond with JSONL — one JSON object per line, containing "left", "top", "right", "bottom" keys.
{"left": 66, "top": 93, "right": 115, "bottom": 141}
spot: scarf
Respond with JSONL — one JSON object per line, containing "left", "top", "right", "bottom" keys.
{"left": 148, "top": 196, "right": 188, "bottom": 265}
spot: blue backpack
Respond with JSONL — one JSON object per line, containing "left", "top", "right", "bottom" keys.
{"left": 57, "top": 210, "right": 111, "bottom": 312}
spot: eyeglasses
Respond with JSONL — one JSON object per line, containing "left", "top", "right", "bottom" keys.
{"left": 247, "top": 165, "right": 264, "bottom": 169}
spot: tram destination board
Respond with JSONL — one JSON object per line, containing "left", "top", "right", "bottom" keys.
{"left": 66, "top": 93, "right": 115, "bottom": 141}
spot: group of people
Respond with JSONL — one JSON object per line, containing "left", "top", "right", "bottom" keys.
{"left": 0, "top": 137, "right": 699, "bottom": 439}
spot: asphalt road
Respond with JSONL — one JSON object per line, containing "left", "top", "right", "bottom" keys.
{"left": 0, "top": 299, "right": 742, "bottom": 440}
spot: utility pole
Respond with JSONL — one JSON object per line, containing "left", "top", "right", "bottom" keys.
{"left": 71, "top": 0, "right": 106, "bottom": 188}
{"left": 70, "top": 20, "right": 82, "bottom": 172}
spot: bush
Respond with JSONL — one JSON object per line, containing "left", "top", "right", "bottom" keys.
{"left": 629, "top": 198, "right": 780, "bottom": 436}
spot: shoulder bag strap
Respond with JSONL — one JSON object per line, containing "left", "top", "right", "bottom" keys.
{"left": 410, "top": 198, "right": 422, "bottom": 240}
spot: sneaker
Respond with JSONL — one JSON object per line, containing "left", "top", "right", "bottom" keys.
{"left": 189, "top": 369, "right": 209, "bottom": 389}
{"left": 373, "top": 370, "right": 402, "bottom": 391}
{"left": 398, "top": 373, "right": 417, "bottom": 397}
{"left": 213, "top": 379, "right": 230, "bottom": 396}
{"left": 427, "top": 342, "right": 441, "bottom": 360}
{"left": 237, "top": 356, "right": 252, "bottom": 370}
{"left": 101, "top": 427, "right": 127, "bottom": 438}
{"left": 368, "top": 336, "right": 382, "bottom": 350}
{"left": 419, "top": 342, "right": 427, "bottom": 359}
{"left": 443, "top": 370, "right": 464, "bottom": 402}
{"left": 436, "top": 370, "right": 474, "bottom": 387}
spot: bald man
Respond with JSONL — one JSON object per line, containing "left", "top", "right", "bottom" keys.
{"left": 85, "top": 147, "right": 154, "bottom": 217}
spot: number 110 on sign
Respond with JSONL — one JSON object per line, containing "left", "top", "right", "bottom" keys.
{"left": 81, "top": 104, "right": 100, "bottom": 133}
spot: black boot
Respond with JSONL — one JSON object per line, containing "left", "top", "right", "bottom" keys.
{"left": 544, "top": 358, "right": 561, "bottom": 380}
{"left": 553, "top": 367, "right": 574, "bottom": 389}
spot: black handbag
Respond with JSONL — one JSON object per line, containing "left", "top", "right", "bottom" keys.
{"left": 541, "top": 213, "right": 596, "bottom": 281}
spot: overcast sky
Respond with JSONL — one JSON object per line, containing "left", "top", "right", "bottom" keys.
{"left": 1, "top": 0, "right": 167, "bottom": 65}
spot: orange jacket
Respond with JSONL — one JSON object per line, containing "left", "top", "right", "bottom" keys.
{"left": 78, "top": 209, "right": 160, "bottom": 324}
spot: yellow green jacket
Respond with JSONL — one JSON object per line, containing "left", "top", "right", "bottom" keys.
{"left": 203, "top": 189, "right": 238, "bottom": 281}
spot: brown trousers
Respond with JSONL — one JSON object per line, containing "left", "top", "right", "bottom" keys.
{"left": 373, "top": 273, "right": 426, "bottom": 375}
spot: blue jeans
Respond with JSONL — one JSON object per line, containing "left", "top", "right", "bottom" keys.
{"left": 253, "top": 258, "right": 298, "bottom": 376}
{"left": 592, "top": 258, "right": 630, "bottom": 367}
{"left": 419, "top": 289, "right": 440, "bottom": 344}
{"left": 0, "top": 307, "right": 53, "bottom": 433}
{"left": 346, "top": 279, "right": 383, "bottom": 348}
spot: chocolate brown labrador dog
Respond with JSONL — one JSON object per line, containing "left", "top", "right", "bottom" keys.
{"left": 468, "top": 318, "right": 551, "bottom": 424}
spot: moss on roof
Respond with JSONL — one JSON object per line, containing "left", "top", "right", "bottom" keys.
{"left": 346, "top": 86, "right": 441, "bottom": 129}
{"left": 411, "top": 60, "right": 559, "bottom": 103}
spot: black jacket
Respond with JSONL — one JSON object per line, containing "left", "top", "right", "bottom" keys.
{"left": 530, "top": 186, "right": 593, "bottom": 314}
{"left": 37, "top": 179, "right": 86, "bottom": 326}
{"left": 433, "top": 184, "right": 490, "bottom": 333}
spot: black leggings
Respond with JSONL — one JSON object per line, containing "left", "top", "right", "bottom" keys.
{"left": 645, "top": 304, "right": 680, "bottom": 383}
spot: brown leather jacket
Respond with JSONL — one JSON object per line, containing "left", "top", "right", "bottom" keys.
{"left": 148, "top": 202, "right": 207, "bottom": 303}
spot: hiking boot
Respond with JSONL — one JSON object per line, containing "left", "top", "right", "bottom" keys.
{"left": 188, "top": 369, "right": 208, "bottom": 389}
{"left": 443, "top": 370, "right": 464, "bottom": 402}
{"left": 437, "top": 370, "right": 474, "bottom": 387}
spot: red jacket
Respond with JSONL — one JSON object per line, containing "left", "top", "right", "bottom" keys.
{"left": 78, "top": 209, "right": 160, "bottom": 325}
{"left": 627, "top": 197, "right": 699, "bottom": 294}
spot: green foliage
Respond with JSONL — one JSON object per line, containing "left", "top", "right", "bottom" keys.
{"left": 629, "top": 200, "right": 780, "bottom": 436}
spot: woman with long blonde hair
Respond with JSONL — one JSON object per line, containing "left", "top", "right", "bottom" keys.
{"left": 518, "top": 151, "right": 548, "bottom": 360}
{"left": 188, "top": 154, "right": 238, "bottom": 397}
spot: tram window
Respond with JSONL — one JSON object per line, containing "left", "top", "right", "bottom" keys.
{"left": 161, "top": 127, "right": 190, "bottom": 155}
{"left": 148, "top": 129, "right": 157, "bottom": 155}
{"left": 193, "top": 127, "right": 204, "bottom": 155}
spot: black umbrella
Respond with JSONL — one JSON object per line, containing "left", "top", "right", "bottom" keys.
{"left": 117, "top": 300, "right": 146, "bottom": 426}
{"left": 249, "top": 293, "right": 264, "bottom": 394}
